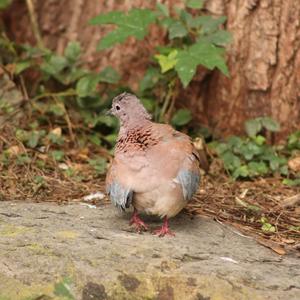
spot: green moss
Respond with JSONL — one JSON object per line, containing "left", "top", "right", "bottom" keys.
{"left": 56, "top": 231, "right": 79, "bottom": 239}
{"left": 0, "top": 224, "right": 30, "bottom": 237}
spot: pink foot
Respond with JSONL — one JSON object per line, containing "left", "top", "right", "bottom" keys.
{"left": 129, "top": 209, "right": 148, "bottom": 233}
{"left": 152, "top": 217, "right": 175, "bottom": 237}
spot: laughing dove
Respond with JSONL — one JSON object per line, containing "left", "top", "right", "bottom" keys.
{"left": 105, "top": 92, "right": 200, "bottom": 236}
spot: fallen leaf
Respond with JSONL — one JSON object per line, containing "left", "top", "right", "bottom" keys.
{"left": 51, "top": 127, "right": 62, "bottom": 137}
{"left": 256, "top": 238, "right": 286, "bottom": 255}
{"left": 281, "top": 238, "right": 295, "bottom": 244}
{"left": 288, "top": 156, "right": 300, "bottom": 172}
{"left": 6, "top": 145, "right": 22, "bottom": 156}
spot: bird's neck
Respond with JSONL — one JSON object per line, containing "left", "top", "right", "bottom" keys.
{"left": 119, "top": 118, "right": 151, "bottom": 137}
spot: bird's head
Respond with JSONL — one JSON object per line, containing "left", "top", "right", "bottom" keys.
{"left": 107, "top": 92, "right": 152, "bottom": 126}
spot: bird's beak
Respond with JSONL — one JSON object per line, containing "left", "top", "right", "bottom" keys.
{"left": 105, "top": 108, "right": 113, "bottom": 116}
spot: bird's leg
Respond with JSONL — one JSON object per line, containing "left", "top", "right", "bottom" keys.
{"left": 129, "top": 208, "right": 148, "bottom": 232}
{"left": 152, "top": 216, "right": 175, "bottom": 237}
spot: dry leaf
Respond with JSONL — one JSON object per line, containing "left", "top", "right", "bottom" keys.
{"left": 51, "top": 127, "right": 62, "bottom": 137}
{"left": 256, "top": 238, "right": 286, "bottom": 255}
{"left": 6, "top": 145, "right": 22, "bottom": 156}
{"left": 288, "top": 156, "right": 300, "bottom": 172}
{"left": 281, "top": 238, "right": 295, "bottom": 244}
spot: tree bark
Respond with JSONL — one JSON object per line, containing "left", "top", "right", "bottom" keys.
{"left": 202, "top": 0, "right": 300, "bottom": 138}
{"left": 3, "top": 0, "right": 300, "bottom": 137}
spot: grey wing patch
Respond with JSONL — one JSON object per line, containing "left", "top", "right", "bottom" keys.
{"left": 106, "top": 181, "right": 133, "bottom": 211}
{"left": 176, "top": 170, "right": 200, "bottom": 201}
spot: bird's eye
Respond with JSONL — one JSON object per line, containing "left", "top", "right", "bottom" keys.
{"left": 115, "top": 105, "right": 120, "bottom": 111}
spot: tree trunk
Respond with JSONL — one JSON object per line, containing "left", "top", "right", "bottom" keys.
{"left": 202, "top": 0, "right": 300, "bottom": 138}
{"left": 3, "top": 0, "right": 300, "bottom": 138}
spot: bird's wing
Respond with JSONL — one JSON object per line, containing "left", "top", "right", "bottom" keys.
{"left": 105, "top": 162, "right": 133, "bottom": 210}
{"left": 147, "top": 123, "right": 201, "bottom": 201}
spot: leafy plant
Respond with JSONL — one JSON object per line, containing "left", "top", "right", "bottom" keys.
{"left": 88, "top": 157, "right": 107, "bottom": 175}
{"left": 260, "top": 217, "right": 276, "bottom": 233}
{"left": 287, "top": 130, "right": 300, "bottom": 151}
{"left": 91, "top": 3, "right": 231, "bottom": 88}
{"left": 90, "top": 1, "right": 231, "bottom": 126}
{"left": 210, "top": 117, "right": 290, "bottom": 180}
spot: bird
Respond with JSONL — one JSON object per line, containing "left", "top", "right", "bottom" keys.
{"left": 105, "top": 92, "right": 200, "bottom": 237}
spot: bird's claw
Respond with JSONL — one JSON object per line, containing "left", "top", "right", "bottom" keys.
{"left": 152, "top": 226, "right": 175, "bottom": 237}
{"left": 129, "top": 215, "right": 148, "bottom": 233}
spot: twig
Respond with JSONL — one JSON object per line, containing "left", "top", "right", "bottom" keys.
{"left": 31, "top": 90, "right": 77, "bottom": 102}
{"left": 25, "top": 0, "right": 44, "bottom": 49}
{"left": 281, "top": 194, "right": 300, "bottom": 208}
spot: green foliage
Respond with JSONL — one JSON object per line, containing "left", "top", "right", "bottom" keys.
{"left": 51, "top": 150, "right": 65, "bottom": 161}
{"left": 186, "top": 0, "right": 205, "bottom": 9}
{"left": 210, "top": 117, "right": 294, "bottom": 181}
{"left": 260, "top": 217, "right": 276, "bottom": 233}
{"left": 287, "top": 130, "right": 300, "bottom": 151}
{"left": 90, "top": 3, "right": 231, "bottom": 88}
{"left": 245, "top": 117, "right": 280, "bottom": 137}
{"left": 88, "top": 157, "right": 107, "bottom": 175}
{"left": 282, "top": 178, "right": 300, "bottom": 187}
{"left": 9, "top": 40, "right": 121, "bottom": 151}
{"left": 90, "top": 9, "right": 156, "bottom": 50}
{"left": 171, "top": 109, "right": 192, "bottom": 126}
{"left": 0, "top": 0, "right": 11, "bottom": 9}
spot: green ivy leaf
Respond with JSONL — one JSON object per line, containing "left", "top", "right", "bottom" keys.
{"left": 199, "top": 30, "right": 232, "bottom": 46}
{"left": 254, "top": 135, "right": 266, "bottom": 146}
{"left": 16, "top": 154, "right": 31, "bottom": 165}
{"left": 214, "top": 143, "right": 229, "bottom": 155}
{"left": 155, "top": 49, "right": 178, "bottom": 73}
{"left": 194, "top": 15, "right": 227, "bottom": 34}
{"left": 27, "top": 131, "right": 41, "bottom": 148}
{"left": 279, "top": 165, "right": 289, "bottom": 176}
{"left": 232, "top": 165, "right": 249, "bottom": 179}
{"left": 77, "top": 95, "right": 102, "bottom": 109}
{"left": 168, "top": 21, "right": 188, "bottom": 39}
{"left": 248, "top": 161, "right": 269, "bottom": 176}
{"left": 90, "top": 9, "right": 156, "bottom": 50}
{"left": 139, "top": 67, "right": 161, "bottom": 92}
{"left": 49, "top": 104, "right": 65, "bottom": 116}
{"left": 260, "top": 117, "right": 280, "bottom": 132}
{"left": 64, "top": 41, "right": 81, "bottom": 62}
{"left": 88, "top": 134, "right": 102, "bottom": 146}
{"left": 88, "top": 157, "right": 107, "bottom": 175}
{"left": 48, "top": 132, "right": 64, "bottom": 145}
{"left": 76, "top": 74, "right": 100, "bottom": 97}
{"left": 156, "top": 3, "right": 169, "bottom": 16}
{"left": 171, "top": 108, "right": 192, "bottom": 126}
{"left": 41, "top": 55, "right": 68, "bottom": 76}
{"left": 98, "top": 66, "right": 120, "bottom": 84}
{"left": 51, "top": 150, "right": 65, "bottom": 161}
{"left": 287, "top": 131, "right": 300, "bottom": 150}
{"left": 15, "top": 60, "right": 31, "bottom": 74}
{"left": 175, "top": 41, "right": 229, "bottom": 87}
{"left": 141, "top": 98, "right": 155, "bottom": 112}
{"left": 227, "top": 136, "right": 243, "bottom": 149}
{"left": 241, "top": 141, "right": 263, "bottom": 160}
{"left": 222, "top": 151, "right": 241, "bottom": 172}
{"left": 245, "top": 119, "right": 262, "bottom": 137}
{"left": 186, "top": 0, "right": 204, "bottom": 9}
{"left": 282, "top": 178, "right": 300, "bottom": 187}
